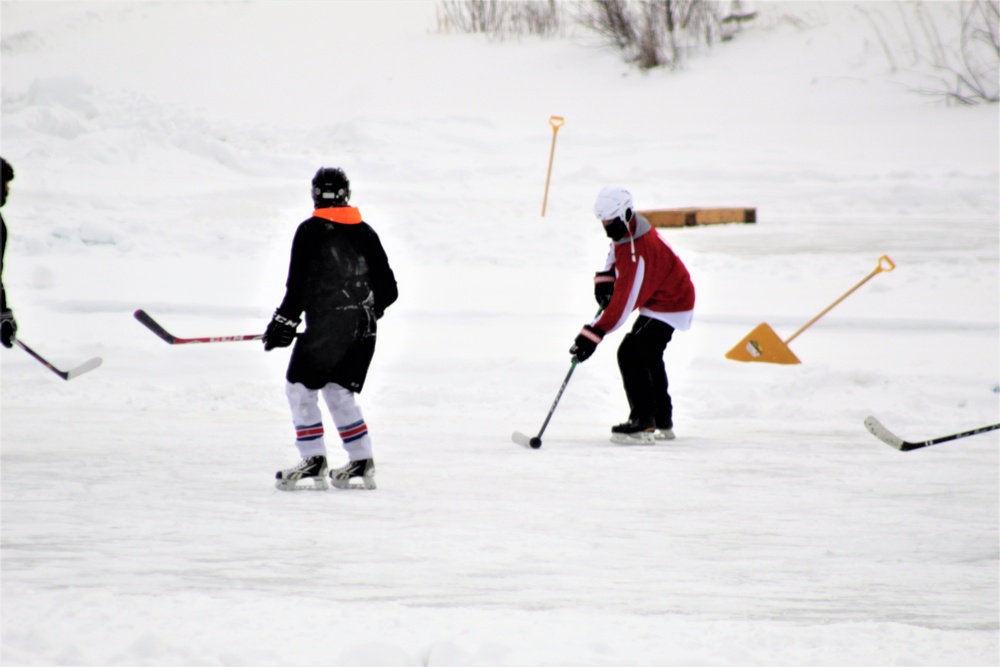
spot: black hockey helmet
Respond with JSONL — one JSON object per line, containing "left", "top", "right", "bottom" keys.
{"left": 312, "top": 167, "right": 350, "bottom": 207}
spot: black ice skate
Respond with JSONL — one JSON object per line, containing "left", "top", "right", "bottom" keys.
{"left": 330, "top": 458, "right": 376, "bottom": 490}
{"left": 610, "top": 417, "right": 656, "bottom": 445}
{"left": 275, "top": 455, "right": 329, "bottom": 491}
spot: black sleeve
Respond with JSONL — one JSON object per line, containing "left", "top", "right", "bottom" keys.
{"left": 363, "top": 225, "right": 398, "bottom": 318}
{"left": 275, "top": 221, "right": 313, "bottom": 320}
{"left": 1, "top": 215, "right": 8, "bottom": 312}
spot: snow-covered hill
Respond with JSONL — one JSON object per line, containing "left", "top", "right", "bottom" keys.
{"left": 2, "top": 2, "right": 997, "bottom": 665}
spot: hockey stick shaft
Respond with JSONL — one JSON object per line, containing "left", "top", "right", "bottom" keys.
{"left": 513, "top": 308, "right": 601, "bottom": 448}
{"left": 15, "top": 339, "right": 102, "bottom": 380}
{"left": 535, "top": 360, "right": 578, "bottom": 439}
{"left": 512, "top": 361, "right": 580, "bottom": 448}
{"left": 134, "top": 309, "right": 265, "bottom": 344}
{"left": 533, "top": 306, "right": 603, "bottom": 437}
{"left": 900, "top": 423, "right": 1000, "bottom": 451}
{"left": 864, "top": 415, "right": 1000, "bottom": 451}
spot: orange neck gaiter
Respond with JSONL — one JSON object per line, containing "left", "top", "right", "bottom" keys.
{"left": 313, "top": 207, "right": 362, "bottom": 224}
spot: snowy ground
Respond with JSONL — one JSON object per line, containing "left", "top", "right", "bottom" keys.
{"left": 1, "top": 2, "right": 997, "bottom": 666}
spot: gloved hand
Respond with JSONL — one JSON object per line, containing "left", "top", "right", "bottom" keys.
{"left": 570, "top": 324, "right": 604, "bottom": 362}
{"left": 1, "top": 309, "right": 16, "bottom": 349}
{"left": 594, "top": 269, "right": 615, "bottom": 309}
{"left": 263, "top": 311, "right": 300, "bottom": 351}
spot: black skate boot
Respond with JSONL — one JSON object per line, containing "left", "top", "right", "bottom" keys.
{"left": 330, "top": 458, "right": 376, "bottom": 490}
{"left": 275, "top": 455, "right": 329, "bottom": 491}
{"left": 610, "top": 417, "right": 656, "bottom": 445}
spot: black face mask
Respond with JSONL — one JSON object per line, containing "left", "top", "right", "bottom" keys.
{"left": 603, "top": 217, "right": 628, "bottom": 241}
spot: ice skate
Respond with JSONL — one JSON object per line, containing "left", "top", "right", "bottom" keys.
{"left": 610, "top": 417, "right": 656, "bottom": 445}
{"left": 275, "top": 455, "right": 329, "bottom": 491}
{"left": 654, "top": 421, "right": 676, "bottom": 441}
{"left": 330, "top": 458, "right": 376, "bottom": 490}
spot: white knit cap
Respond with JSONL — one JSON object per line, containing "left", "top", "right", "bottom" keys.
{"left": 593, "top": 186, "right": 633, "bottom": 221}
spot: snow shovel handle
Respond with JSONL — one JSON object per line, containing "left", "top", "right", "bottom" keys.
{"left": 875, "top": 254, "right": 896, "bottom": 273}
{"left": 541, "top": 116, "right": 565, "bottom": 217}
{"left": 784, "top": 254, "right": 895, "bottom": 345}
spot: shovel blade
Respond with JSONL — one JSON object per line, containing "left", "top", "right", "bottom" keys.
{"left": 725, "top": 322, "right": 801, "bottom": 365}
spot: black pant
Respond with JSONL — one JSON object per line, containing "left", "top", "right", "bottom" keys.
{"left": 617, "top": 316, "right": 675, "bottom": 428}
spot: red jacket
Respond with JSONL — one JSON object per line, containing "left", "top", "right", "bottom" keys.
{"left": 592, "top": 214, "right": 695, "bottom": 334}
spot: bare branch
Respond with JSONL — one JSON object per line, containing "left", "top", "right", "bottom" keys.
{"left": 862, "top": 1, "right": 998, "bottom": 105}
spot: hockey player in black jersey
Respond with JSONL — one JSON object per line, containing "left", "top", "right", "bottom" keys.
{"left": 1, "top": 157, "right": 17, "bottom": 350}
{"left": 265, "top": 167, "right": 398, "bottom": 490}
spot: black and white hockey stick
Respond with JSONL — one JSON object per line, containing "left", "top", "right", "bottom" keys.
{"left": 15, "top": 339, "right": 102, "bottom": 381}
{"left": 864, "top": 415, "right": 1000, "bottom": 452}
{"left": 512, "top": 360, "right": 578, "bottom": 449}
{"left": 513, "top": 308, "right": 603, "bottom": 450}
{"left": 134, "top": 309, "right": 266, "bottom": 344}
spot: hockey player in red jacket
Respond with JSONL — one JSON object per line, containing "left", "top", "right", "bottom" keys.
{"left": 570, "top": 187, "right": 695, "bottom": 443}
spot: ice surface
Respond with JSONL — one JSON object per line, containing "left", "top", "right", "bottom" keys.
{"left": 1, "top": 2, "right": 997, "bottom": 665}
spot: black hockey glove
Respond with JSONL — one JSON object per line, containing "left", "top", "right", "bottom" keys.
{"left": 594, "top": 269, "right": 615, "bottom": 309}
{"left": 1, "top": 309, "right": 16, "bottom": 349}
{"left": 263, "top": 311, "right": 300, "bottom": 351}
{"left": 570, "top": 324, "right": 604, "bottom": 363}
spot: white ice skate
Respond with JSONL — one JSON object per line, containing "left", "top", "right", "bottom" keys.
{"left": 275, "top": 455, "right": 329, "bottom": 491}
{"left": 330, "top": 458, "right": 376, "bottom": 490}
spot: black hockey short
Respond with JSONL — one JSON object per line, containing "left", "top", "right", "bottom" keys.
{"left": 286, "top": 328, "right": 376, "bottom": 393}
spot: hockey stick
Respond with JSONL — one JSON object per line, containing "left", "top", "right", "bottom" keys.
{"left": 512, "top": 359, "right": 578, "bottom": 450}
{"left": 864, "top": 415, "right": 1000, "bottom": 452}
{"left": 513, "top": 308, "right": 603, "bottom": 450}
{"left": 134, "top": 309, "right": 266, "bottom": 344}
{"left": 15, "top": 339, "right": 102, "bottom": 381}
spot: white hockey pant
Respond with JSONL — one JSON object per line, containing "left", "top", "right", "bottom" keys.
{"left": 285, "top": 382, "right": 373, "bottom": 462}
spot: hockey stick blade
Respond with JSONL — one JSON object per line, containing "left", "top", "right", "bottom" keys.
{"left": 134, "top": 309, "right": 265, "bottom": 344}
{"left": 864, "top": 415, "right": 1000, "bottom": 452}
{"left": 511, "top": 431, "right": 533, "bottom": 448}
{"left": 863, "top": 416, "right": 906, "bottom": 450}
{"left": 134, "top": 309, "right": 177, "bottom": 343}
{"left": 65, "top": 356, "right": 103, "bottom": 380}
{"left": 15, "top": 340, "right": 102, "bottom": 381}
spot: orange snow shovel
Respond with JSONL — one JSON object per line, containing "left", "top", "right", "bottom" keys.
{"left": 725, "top": 254, "right": 896, "bottom": 364}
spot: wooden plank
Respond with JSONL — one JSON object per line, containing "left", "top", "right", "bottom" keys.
{"left": 637, "top": 209, "right": 696, "bottom": 227}
{"left": 639, "top": 207, "right": 756, "bottom": 227}
{"left": 693, "top": 207, "right": 756, "bottom": 225}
